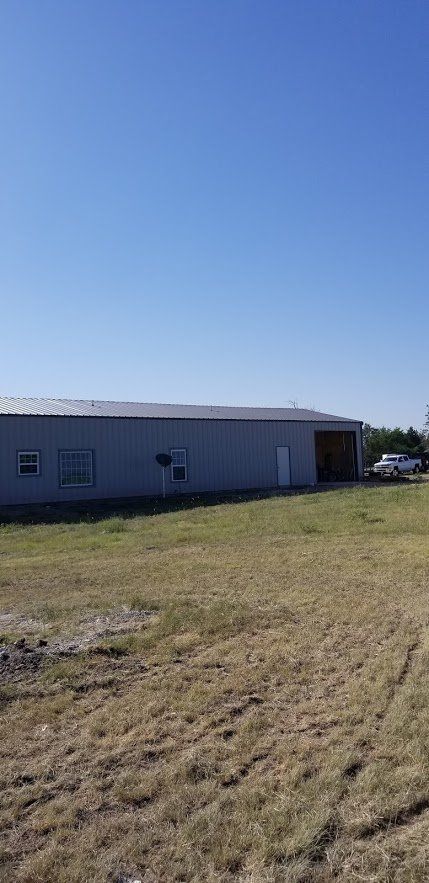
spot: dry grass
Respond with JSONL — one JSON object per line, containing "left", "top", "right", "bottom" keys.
{"left": 1, "top": 481, "right": 429, "bottom": 882}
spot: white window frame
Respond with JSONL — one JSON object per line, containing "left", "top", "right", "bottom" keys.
{"left": 59, "top": 450, "right": 94, "bottom": 488}
{"left": 17, "top": 451, "right": 40, "bottom": 476}
{"left": 170, "top": 448, "right": 188, "bottom": 482}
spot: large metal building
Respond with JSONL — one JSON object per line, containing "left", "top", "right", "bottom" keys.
{"left": 0, "top": 397, "right": 363, "bottom": 506}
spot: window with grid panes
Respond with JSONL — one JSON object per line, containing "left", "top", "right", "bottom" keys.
{"left": 170, "top": 448, "right": 187, "bottom": 482}
{"left": 18, "top": 451, "right": 40, "bottom": 475}
{"left": 59, "top": 450, "right": 93, "bottom": 487}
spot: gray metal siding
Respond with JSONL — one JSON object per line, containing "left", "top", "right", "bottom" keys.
{"left": 0, "top": 416, "right": 363, "bottom": 505}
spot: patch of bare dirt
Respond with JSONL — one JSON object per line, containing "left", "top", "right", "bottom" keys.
{"left": 0, "top": 608, "right": 153, "bottom": 682}
{"left": 0, "top": 611, "right": 45, "bottom": 634}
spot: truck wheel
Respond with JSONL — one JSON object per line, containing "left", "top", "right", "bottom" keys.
{"left": 393, "top": 468, "right": 399, "bottom": 479}
{"left": 414, "top": 465, "right": 420, "bottom": 474}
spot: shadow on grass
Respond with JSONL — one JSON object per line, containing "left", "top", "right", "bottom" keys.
{"left": 0, "top": 477, "right": 424, "bottom": 526}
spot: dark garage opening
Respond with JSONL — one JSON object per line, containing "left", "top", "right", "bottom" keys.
{"left": 315, "top": 431, "right": 358, "bottom": 482}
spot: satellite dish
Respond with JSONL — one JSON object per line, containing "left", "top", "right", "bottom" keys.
{"left": 156, "top": 453, "right": 172, "bottom": 498}
{"left": 156, "top": 453, "right": 172, "bottom": 468}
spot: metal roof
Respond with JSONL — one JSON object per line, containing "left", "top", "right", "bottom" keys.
{"left": 0, "top": 397, "right": 359, "bottom": 422}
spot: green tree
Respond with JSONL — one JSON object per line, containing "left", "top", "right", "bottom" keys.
{"left": 363, "top": 424, "right": 426, "bottom": 466}
{"left": 405, "top": 426, "right": 425, "bottom": 454}
{"left": 423, "top": 406, "right": 429, "bottom": 446}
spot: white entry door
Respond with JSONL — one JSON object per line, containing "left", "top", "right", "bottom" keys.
{"left": 276, "top": 446, "right": 291, "bottom": 487}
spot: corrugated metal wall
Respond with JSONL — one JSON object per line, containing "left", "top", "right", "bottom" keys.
{"left": 0, "top": 415, "right": 363, "bottom": 505}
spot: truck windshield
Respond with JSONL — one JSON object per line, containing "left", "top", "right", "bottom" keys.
{"left": 384, "top": 457, "right": 397, "bottom": 462}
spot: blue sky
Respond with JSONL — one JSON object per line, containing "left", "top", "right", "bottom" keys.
{"left": 1, "top": 1, "right": 428, "bottom": 428}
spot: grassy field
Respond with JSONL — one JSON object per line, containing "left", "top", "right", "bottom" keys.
{"left": 1, "top": 481, "right": 429, "bottom": 882}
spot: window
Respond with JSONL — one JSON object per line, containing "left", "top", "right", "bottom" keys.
{"left": 170, "top": 448, "right": 187, "bottom": 482}
{"left": 59, "top": 450, "right": 93, "bottom": 487}
{"left": 18, "top": 451, "right": 40, "bottom": 476}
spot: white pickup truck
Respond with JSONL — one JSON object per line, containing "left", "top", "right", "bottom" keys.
{"left": 373, "top": 454, "right": 422, "bottom": 478}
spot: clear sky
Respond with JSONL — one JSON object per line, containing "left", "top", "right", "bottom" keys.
{"left": 1, "top": 1, "right": 428, "bottom": 428}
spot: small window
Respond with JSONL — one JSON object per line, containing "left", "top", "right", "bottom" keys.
{"left": 170, "top": 448, "right": 187, "bottom": 482}
{"left": 59, "top": 450, "right": 93, "bottom": 487}
{"left": 18, "top": 451, "right": 40, "bottom": 476}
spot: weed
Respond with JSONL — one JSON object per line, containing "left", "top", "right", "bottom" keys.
{"left": 99, "top": 517, "right": 128, "bottom": 534}
{"left": 0, "top": 631, "right": 19, "bottom": 645}
{"left": 299, "top": 523, "right": 322, "bottom": 534}
{"left": 129, "top": 595, "right": 161, "bottom": 612}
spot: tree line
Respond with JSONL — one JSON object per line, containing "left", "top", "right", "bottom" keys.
{"left": 363, "top": 407, "right": 429, "bottom": 466}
